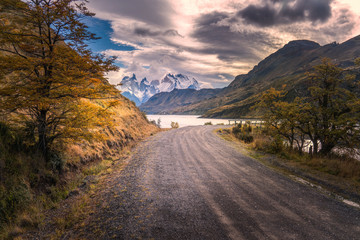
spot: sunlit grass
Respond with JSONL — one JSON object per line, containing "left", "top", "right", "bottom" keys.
{"left": 216, "top": 126, "right": 360, "bottom": 198}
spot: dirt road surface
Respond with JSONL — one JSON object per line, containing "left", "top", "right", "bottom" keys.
{"left": 50, "top": 126, "right": 360, "bottom": 239}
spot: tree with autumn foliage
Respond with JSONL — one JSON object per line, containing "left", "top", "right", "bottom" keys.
{"left": 257, "top": 58, "right": 360, "bottom": 155}
{"left": 256, "top": 87, "right": 306, "bottom": 153}
{"left": 303, "top": 58, "right": 359, "bottom": 154}
{"left": 0, "top": 0, "right": 120, "bottom": 161}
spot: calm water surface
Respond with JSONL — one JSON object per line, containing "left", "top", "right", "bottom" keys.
{"left": 147, "top": 115, "right": 232, "bottom": 128}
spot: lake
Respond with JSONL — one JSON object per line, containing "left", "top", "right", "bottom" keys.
{"left": 147, "top": 115, "right": 235, "bottom": 128}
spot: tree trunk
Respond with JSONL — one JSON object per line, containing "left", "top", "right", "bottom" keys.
{"left": 313, "top": 140, "right": 318, "bottom": 155}
{"left": 38, "top": 109, "right": 48, "bottom": 161}
{"left": 320, "top": 142, "right": 335, "bottom": 155}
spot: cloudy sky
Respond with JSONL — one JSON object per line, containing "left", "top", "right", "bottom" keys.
{"left": 85, "top": 0, "right": 360, "bottom": 88}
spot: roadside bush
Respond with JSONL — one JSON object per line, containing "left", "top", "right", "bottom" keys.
{"left": 252, "top": 135, "right": 272, "bottom": 151}
{"left": 246, "top": 125, "right": 252, "bottom": 133}
{"left": 234, "top": 132, "right": 253, "bottom": 143}
{"left": 222, "top": 129, "right": 230, "bottom": 134}
{"left": 232, "top": 124, "right": 242, "bottom": 135}
{"left": 0, "top": 122, "right": 15, "bottom": 146}
{"left": 47, "top": 150, "right": 64, "bottom": 173}
{"left": 0, "top": 122, "right": 61, "bottom": 233}
{"left": 232, "top": 123, "right": 254, "bottom": 143}
{"left": 0, "top": 124, "right": 32, "bottom": 229}
{"left": 171, "top": 122, "right": 179, "bottom": 128}
{"left": 242, "top": 122, "right": 252, "bottom": 133}
{"left": 268, "top": 135, "right": 284, "bottom": 153}
{"left": 204, "top": 122, "right": 212, "bottom": 125}
{"left": 0, "top": 181, "right": 31, "bottom": 226}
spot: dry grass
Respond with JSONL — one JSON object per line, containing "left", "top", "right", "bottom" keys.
{"left": 252, "top": 135, "right": 270, "bottom": 150}
{"left": 65, "top": 96, "right": 158, "bottom": 168}
{"left": 53, "top": 194, "right": 91, "bottom": 233}
{"left": 0, "top": 95, "right": 159, "bottom": 239}
{"left": 216, "top": 128, "right": 360, "bottom": 200}
{"left": 249, "top": 134, "right": 360, "bottom": 182}
{"left": 304, "top": 155, "right": 360, "bottom": 180}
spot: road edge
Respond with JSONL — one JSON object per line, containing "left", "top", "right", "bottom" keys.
{"left": 213, "top": 127, "right": 360, "bottom": 210}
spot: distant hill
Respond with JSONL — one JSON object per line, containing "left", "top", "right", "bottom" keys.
{"left": 118, "top": 73, "right": 200, "bottom": 105}
{"left": 139, "top": 88, "right": 222, "bottom": 114}
{"left": 160, "top": 35, "right": 360, "bottom": 118}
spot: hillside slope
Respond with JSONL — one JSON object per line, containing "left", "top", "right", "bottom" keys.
{"left": 168, "top": 36, "right": 360, "bottom": 118}
{"left": 66, "top": 95, "right": 158, "bottom": 166}
{"left": 0, "top": 88, "right": 158, "bottom": 234}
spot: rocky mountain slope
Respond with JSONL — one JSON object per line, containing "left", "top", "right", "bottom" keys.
{"left": 139, "top": 88, "right": 222, "bottom": 114}
{"left": 118, "top": 73, "right": 200, "bottom": 105}
{"left": 161, "top": 36, "right": 360, "bottom": 118}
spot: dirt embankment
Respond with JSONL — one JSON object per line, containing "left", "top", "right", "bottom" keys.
{"left": 65, "top": 96, "right": 158, "bottom": 172}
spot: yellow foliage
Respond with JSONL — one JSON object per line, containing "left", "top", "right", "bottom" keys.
{"left": 0, "top": 0, "right": 122, "bottom": 159}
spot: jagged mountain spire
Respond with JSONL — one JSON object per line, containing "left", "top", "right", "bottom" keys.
{"left": 118, "top": 73, "right": 200, "bottom": 105}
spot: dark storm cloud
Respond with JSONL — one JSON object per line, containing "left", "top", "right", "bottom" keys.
{"left": 278, "top": 7, "right": 356, "bottom": 43}
{"left": 191, "top": 11, "right": 282, "bottom": 62}
{"left": 134, "top": 27, "right": 183, "bottom": 37}
{"left": 238, "top": 0, "right": 332, "bottom": 27}
{"left": 88, "top": 0, "right": 174, "bottom": 27}
{"left": 238, "top": 5, "right": 277, "bottom": 26}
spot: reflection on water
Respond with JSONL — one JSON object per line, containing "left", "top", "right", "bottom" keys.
{"left": 147, "top": 115, "right": 232, "bottom": 128}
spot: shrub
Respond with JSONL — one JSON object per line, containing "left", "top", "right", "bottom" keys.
{"left": 243, "top": 134, "right": 254, "bottom": 143}
{"left": 231, "top": 123, "right": 254, "bottom": 143}
{"left": 47, "top": 150, "right": 64, "bottom": 173}
{"left": 234, "top": 132, "right": 254, "bottom": 143}
{"left": 222, "top": 129, "right": 230, "bottom": 134}
{"left": 171, "top": 122, "right": 179, "bottom": 128}
{"left": 232, "top": 124, "right": 242, "bottom": 135}
{"left": 0, "top": 181, "right": 31, "bottom": 226}
{"left": 204, "top": 122, "right": 212, "bottom": 125}
{"left": 246, "top": 125, "right": 252, "bottom": 133}
{"left": 252, "top": 135, "right": 272, "bottom": 151}
{"left": 269, "top": 135, "right": 284, "bottom": 153}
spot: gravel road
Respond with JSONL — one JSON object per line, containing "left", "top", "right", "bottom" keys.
{"left": 69, "top": 126, "right": 360, "bottom": 239}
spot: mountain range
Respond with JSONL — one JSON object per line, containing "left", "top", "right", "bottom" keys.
{"left": 118, "top": 73, "right": 200, "bottom": 105}
{"left": 139, "top": 88, "right": 222, "bottom": 114}
{"left": 140, "top": 35, "right": 360, "bottom": 117}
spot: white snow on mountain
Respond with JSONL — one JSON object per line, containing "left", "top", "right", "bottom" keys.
{"left": 118, "top": 73, "right": 200, "bottom": 105}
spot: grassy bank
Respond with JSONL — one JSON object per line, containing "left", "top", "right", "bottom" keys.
{"left": 216, "top": 124, "right": 360, "bottom": 204}
{"left": 0, "top": 97, "right": 158, "bottom": 239}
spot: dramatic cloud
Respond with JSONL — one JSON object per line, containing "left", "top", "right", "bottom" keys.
{"left": 238, "top": 0, "right": 332, "bottom": 27}
{"left": 86, "top": 0, "right": 360, "bottom": 88}
{"left": 87, "top": 0, "right": 175, "bottom": 27}
{"left": 134, "top": 28, "right": 183, "bottom": 38}
{"left": 191, "top": 11, "right": 282, "bottom": 62}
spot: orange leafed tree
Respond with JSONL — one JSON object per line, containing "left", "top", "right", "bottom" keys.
{"left": 256, "top": 59, "right": 360, "bottom": 155}
{"left": 0, "top": 0, "right": 120, "bottom": 160}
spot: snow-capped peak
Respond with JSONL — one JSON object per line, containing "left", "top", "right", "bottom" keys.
{"left": 159, "top": 73, "right": 199, "bottom": 92}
